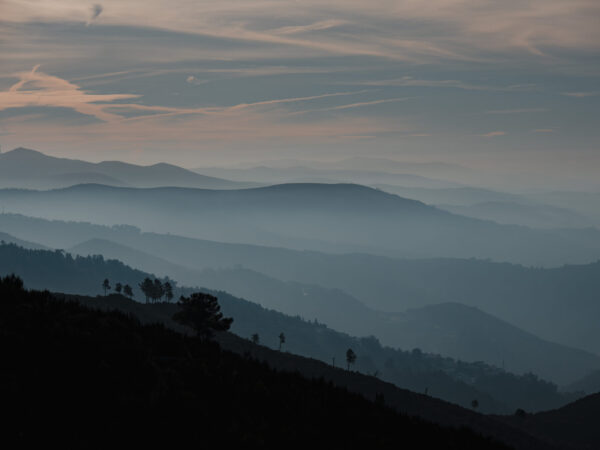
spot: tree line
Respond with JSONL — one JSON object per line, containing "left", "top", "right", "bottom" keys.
{"left": 101, "top": 276, "right": 175, "bottom": 303}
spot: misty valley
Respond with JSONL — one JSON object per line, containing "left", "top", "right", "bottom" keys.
{"left": 0, "top": 147, "right": 599, "bottom": 449}
{"left": 2, "top": 2, "right": 600, "bottom": 446}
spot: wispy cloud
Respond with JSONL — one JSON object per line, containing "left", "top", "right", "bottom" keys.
{"left": 288, "top": 97, "right": 410, "bottom": 115}
{"left": 479, "top": 131, "right": 506, "bottom": 137}
{"left": 561, "top": 92, "right": 599, "bottom": 98}
{"left": 0, "top": 67, "right": 379, "bottom": 123}
{"left": 271, "top": 20, "right": 348, "bottom": 35}
{"left": 351, "top": 77, "right": 536, "bottom": 92}
{"left": 0, "top": 65, "right": 139, "bottom": 122}
{"left": 185, "top": 75, "right": 208, "bottom": 86}
{"left": 3, "top": 0, "right": 599, "bottom": 63}
{"left": 485, "top": 108, "right": 547, "bottom": 114}
{"left": 227, "top": 90, "right": 373, "bottom": 111}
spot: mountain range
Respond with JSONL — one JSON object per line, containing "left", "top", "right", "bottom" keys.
{"left": 0, "top": 181, "right": 599, "bottom": 266}
{"left": 0, "top": 147, "right": 255, "bottom": 190}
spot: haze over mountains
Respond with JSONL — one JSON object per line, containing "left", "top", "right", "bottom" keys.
{"left": 1, "top": 179, "right": 599, "bottom": 266}
{"left": 1, "top": 146, "right": 600, "bottom": 448}
{"left": 0, "top": 241, "right": 586, "bottom": 414}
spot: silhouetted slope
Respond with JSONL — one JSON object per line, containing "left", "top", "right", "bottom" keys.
{"left": 0, "top": 147, "right": 254, "bottom": 189}
{"left": 0, "top": 182, "right": 599, "bottom": 265}
{"left": 0, "top": 277, "right": 514, "bottom": 449}
{"left": 499, "top": 393, "right": 600, "bottom": 449}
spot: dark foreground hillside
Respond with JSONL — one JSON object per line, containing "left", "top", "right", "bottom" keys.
{"left": 498, "top": 393, "right": 600, "bottom": 450}
{"left": 0, "top": 277, "right": 509, "bottom": 449}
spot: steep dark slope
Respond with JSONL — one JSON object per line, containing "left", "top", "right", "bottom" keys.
{"left": 498, "top": 393, "right": 600, "bottom": 449}
{"left": 0, "top": 277, "right": 516, "bottom": 449}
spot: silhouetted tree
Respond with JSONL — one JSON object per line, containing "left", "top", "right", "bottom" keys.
{"left": 514, "top": 408, "right": 527, "bottom": 418}
{"left": 115, "top": 282, "right": 122, "bottom": 294}
{"left": 102, "top": 278, "right": 110, "bottom": 296}
{"left": 0, "top": 273, "right": 24, "bottom": 300}
{"left": 172, "top": 292, "right": 233, "bottom": 340}
{"left": 123, "top": 284, "right": 133, "bottom": 298}
{"left": 346, "top": 348, "right": 357, "bottom": 371}
{"left": 251, "top": 333, "right": 260, "bottom": 345}
{"left": 153, "top": 279, "right": 164, "bottom": 303}
{"left": 471, "top": 399, "right": 479, "bottom": 410}
{"left": 278, "top": 332, "right": 286, "bottom": 351}
{"left": 139, "top": 278, "right": 153, "bottom": 304}
{"left": 164, "top": 281, "right": 174, "bottom": 302}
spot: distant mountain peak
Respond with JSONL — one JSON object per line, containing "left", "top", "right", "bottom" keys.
{"left": 3, "top": 147, "right": 47, "bottom": 157}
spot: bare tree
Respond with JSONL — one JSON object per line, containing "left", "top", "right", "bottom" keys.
{"left": 278, "top": 332, "right": 286, "bottom": 351}
{"left": 102, "top": 278, "right": 111, "bottom": 296}
{"left": 346, "top": 348, "right": 357, "bottom": 371}
{"left": 123, "top": 284, "right": 133, "bottom": 298}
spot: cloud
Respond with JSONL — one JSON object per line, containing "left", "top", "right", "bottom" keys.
{"left": 0, "top": 67, "right": 383, "bottom": 126}
{"left": 227, "top": 90, "right": 373, "bottom": 111}
{"left": 288, "top": 97, "right": 410, "bottom": 115}
{"left": 3, "top": 0, "right": 599, "bottom": 62}
{"left": 352, "top": 77, "right": 536, "bottom": 92}
{"left": 186, "top": 75, "right": 207, "bottom": 85}
{"left": 561, "top": 92, "right": 599, "bottom": 98}
{"left": 485, "top": 108, "right": 547, "bottom": 114}
{"left": 479, "top": 131, "right": 506, "bottom": 137}
{"left": 533, "top": 129, "right": 554, "bottom": 133}
{"left": 271, "top": 20, "right": 348, "bottom": 35}
{"left": 0, "top": 65, "right": 139, "bottom": 122}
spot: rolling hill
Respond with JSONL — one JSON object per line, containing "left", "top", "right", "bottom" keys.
{"left": 0, "top": 182, "right": 599, "bottom": 266}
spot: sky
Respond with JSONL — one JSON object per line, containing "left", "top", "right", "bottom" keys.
{"left": 0, "top": 1, "right": 599, "bottom": 187}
